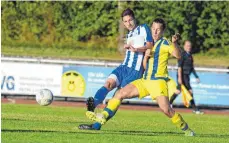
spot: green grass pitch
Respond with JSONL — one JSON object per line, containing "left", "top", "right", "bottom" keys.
{"left": 2, "top": 103, "right": 229, "bottom": 143}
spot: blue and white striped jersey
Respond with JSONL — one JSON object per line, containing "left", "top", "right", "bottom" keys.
{"left": 122, "top": 24, "right": 153, "bottom": 71}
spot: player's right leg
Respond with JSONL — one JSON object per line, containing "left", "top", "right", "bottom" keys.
{"left": 84, "top": 78, "right": 147, "bottom": 131}
{"left": 79, "top": 89, "right": 121, "bottom": 130}
{"left": 86, "top": 66, "right": 123, "bottom": 112}
{"left": 80, "top": 84, "right": 138, "bottom": 130}
{"left": 87, "top": 83, "right": 140, "bottom": 124}
{"left": 86, "top": 78, "right": 116, "bottom": 112}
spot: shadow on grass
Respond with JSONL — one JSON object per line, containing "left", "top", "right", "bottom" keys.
{"left": 2, "top": 129, "right": 229, "bottom": 138}
{"left": 104, "top": 130, "right": 183, "bottom": 136}
{"left": 106, "top": 130, "right": 229, "bottom": 138}
{"left": 2, "top": 118, "right": 89, "bottom": 124}
{"left": 1, "top": 129, "right": 181, "bottom": 137}
{"left": 197, "top": 134, "right": 229, "bottom": 138}
{"left": 1, "top": 129, "right": 100, "bottom": 135}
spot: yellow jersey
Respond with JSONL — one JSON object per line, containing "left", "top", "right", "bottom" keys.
{"left": 144, "top": 37, "right": 175, "bottom": 80}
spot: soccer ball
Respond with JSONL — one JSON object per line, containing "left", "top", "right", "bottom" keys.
{"left": 36, "top": 89, "right": 53, "bottom": 106}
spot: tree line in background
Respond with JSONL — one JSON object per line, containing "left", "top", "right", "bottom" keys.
{"left": 1, "top": 1, "right": 229, "bottom": 56}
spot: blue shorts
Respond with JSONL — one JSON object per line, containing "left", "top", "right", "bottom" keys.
{"left": 108, "top": 65, "right": 143, "bottom": 88}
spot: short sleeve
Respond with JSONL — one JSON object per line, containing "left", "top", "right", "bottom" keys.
{"left": 169, "top": 44, "right": 175, "bottom": 54}
{"left": 142, "top": 24, "right": 153, "bottom": 42}
{"left": 163, "top": 39, "right": 175, "bottom": 54}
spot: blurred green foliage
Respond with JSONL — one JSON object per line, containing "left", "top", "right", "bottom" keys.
{"left": 1, "top": 1, "right": 229, "bottom": 56}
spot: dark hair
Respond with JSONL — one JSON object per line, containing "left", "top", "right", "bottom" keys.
{"left": 121, "top": 8, "right": 135, "bottom": 19}
{"left": 152, "top": 18, "right": 166, "bottom": 30}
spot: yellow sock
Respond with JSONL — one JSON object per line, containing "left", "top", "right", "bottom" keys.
{"left": 102, "top": 111, "right": 109, "bottom": 119}
{"left": 102, "top": 98, "right": 121, "bottom": 119}
{"left": 171, "top": 112, "right": 189, "bottom": 131}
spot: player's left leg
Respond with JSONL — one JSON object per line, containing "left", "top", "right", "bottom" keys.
{"left": 88, "top": 83, "right": 139, "bottom": 125}
{"left": 82, "top": 79, "right": 147, "bottom": 130}
{"left": 87, "top": 89, "right": 121, "bottom": 130}
{"left": 151, "top": 79, "right": 194, "bottom": 136}
{"left": 79, "top": 89, "right": 120, "bottom": 130}
{"left": 156, "top": 95, "right": 195, "bottom": 136}
{"left": 80, "top": 84, "right": 139, "bottom": 130}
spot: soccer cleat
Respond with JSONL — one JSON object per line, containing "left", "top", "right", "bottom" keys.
{"left": 86, "top": 111, "right": 106, "bottom": 125}
{"left": 86, "top": 97, "right": 95, "bottom": 112}
{"left": 193, "top": 110, "right": 204, "bottom": 115}
{"left": 184, "top": 128, "right": 195, "bottom": 136}
{"left": 78, "top": 124, "right": 96, "bottom": 130}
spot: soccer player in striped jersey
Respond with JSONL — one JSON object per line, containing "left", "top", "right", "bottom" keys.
{"left": 84, "top": 18, "right": 195, "bottom": 136}
{"left": 79, "top": 8, "right": 153, "bottom": 130}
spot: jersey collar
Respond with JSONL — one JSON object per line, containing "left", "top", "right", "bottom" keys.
{"left": 154, "top": 37, "right": 164, "bottom": 44}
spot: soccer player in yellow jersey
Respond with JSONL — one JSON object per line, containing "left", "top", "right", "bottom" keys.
{"left": 84, "top": 18, "right": 195, "bottom": 136}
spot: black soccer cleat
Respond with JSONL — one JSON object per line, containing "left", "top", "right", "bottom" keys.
{"left": 78, "top": 124, "right": 95, "bottom": 130}
{"left": 86, "top": 97, "right": 95, "bottom": 112}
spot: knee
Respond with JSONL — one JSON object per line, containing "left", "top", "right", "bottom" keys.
{"left": 162, "top": 108, "right": 174, "bottom": 118}
{"left": 114, "top": 89, "right": 128, "bottom": 100}
{"left": 104, "top": 81, "right": 115, "bottom": 91}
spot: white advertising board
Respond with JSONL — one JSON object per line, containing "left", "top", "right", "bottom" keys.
{"left": 1, "top": 62, "right": 62, "bottom": 96}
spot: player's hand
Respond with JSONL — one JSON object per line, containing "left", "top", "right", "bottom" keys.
{"left": 172, "top": 33, "right": 181, "bottom": 43}
{"left": 129, "top": 45, "right": 137, "bottom": 52}
{"left": 145, "top": 49, "right": 152, "bottom": 57}
{"left": 175, "top": 88, "right": 181, "bottom": 94}
{"left": 196, "top": 78, "right": 200, "bottom": 83}
{"left": 124, "top": 44, "right": 130, "bottom": 49}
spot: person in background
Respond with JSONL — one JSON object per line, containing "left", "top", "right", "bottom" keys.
{"left": 169, "top": 40, "right": 204, "bottom": 114}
